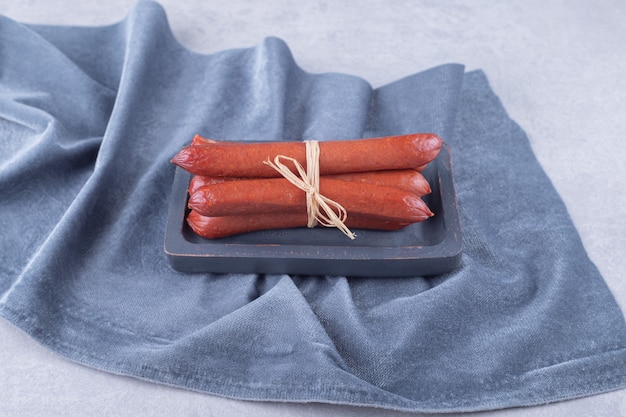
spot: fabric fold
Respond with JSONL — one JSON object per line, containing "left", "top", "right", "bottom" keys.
{"left": 1, "top": 0, "right": 625, "bottom": 413}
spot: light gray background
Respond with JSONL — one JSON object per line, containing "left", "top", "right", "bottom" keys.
{"left": 1, "top": 0, "right": 625, "bottom": 416}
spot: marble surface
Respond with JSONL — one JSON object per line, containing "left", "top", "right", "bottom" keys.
{"left": 1, "top": 0, "right": 625, "bottom": 415}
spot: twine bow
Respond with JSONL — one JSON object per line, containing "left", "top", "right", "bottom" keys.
{"left": 263, "top": 140, "right": 356, "bottom": 239}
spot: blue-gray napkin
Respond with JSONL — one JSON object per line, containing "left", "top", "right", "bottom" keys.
{"left": 1, "top": 1, "right": 625, "bottom": 413}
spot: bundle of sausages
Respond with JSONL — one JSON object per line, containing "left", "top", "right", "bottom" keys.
{"left": 170, "top": 133, "right": 443, "bottom": 239}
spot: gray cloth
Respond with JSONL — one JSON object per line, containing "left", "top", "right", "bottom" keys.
{"left": 1, "top": 1, "right": 625, "bottom": 413}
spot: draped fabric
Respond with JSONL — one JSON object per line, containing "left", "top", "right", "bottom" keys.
{"left": 1, "top": 1, "right": 625, "bottom": 412}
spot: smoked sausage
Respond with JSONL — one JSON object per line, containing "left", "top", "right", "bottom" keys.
{"left": 188, "top": 169, "right": 431, "bottom": 196}
{"left": 187, "top": 210, "right": 412, "bottom": 239}
{"left": 171, "top": 133, "right": 442, "bottom": 178}
{"left": 187, "top": 177, "right": 433, "bottom": 222}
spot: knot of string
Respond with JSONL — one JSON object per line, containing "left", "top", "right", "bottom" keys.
{"left": 263, "top": 140, "right": 356, "bottom": 239}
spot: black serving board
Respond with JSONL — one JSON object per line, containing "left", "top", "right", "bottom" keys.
{"left": 164, "top": 144, "right": 462, "bottom": 277}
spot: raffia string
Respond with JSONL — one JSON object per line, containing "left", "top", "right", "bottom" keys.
{"left": 263, "top": 140, "right": 356, "bottom": 239}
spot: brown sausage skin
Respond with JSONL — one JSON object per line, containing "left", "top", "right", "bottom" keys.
{"left": 188, "top": 169, "right": 431, "bottom": 196}
{"left": 187, "top": 178, "right": 434, "bottom": 222}
{"left": 191, "top": 135, "right": 214, "bottom": 146}
{"left": 171, "top": 133, "right": 442, "bottom": 177}
{"left": 187, "top": 210, "right": 412, "bottom": 239}
{"left": 188, "top": 175, "right": 233, "bottom": 194}
{"left": 325, "top": 170, "right": 431, "bottom": 196}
